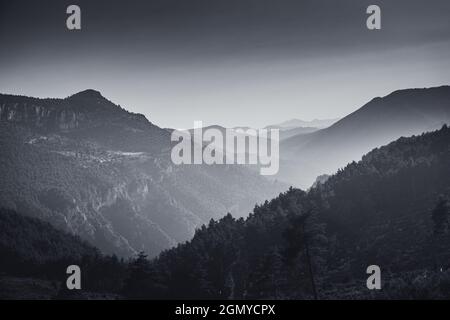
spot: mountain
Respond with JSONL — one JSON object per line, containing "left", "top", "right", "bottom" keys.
{"left": 0, "top": 90, "right": 285, "bottom": 257}
{"left": 0, "top": 90, "right": 169, "bottom": 153}
{"left": 264, "top": 118, "right": 338, "bottom": 142}
{"left": 270, "top": 118, "right": 339, "bottom": 129}
{"left": 263, "top": 125, "right": 319, "bottom": 141}
{"left": 126, "top": 125, "right": 450, "bottom": 299}
{"left": 278, "top": 86, "right": 450, "bottom": 188}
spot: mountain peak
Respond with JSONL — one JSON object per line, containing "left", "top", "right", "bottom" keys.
{"left": 68, "top": 89, "right": 104, "bottom": 100}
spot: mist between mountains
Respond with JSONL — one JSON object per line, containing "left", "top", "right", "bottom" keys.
{"left": 171, "top": 121, "right": 280, "bottom": 175}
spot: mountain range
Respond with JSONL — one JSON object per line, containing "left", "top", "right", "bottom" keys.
{"left": 1, "top": 85, "right": 450, "bottom": 299}
{"left": 269, "top": 118, "right": 339, "bottom": 129}
{"left": 277, "top": 86, "right": 450, "bottom": 188}
{"left": 0, "top": 90, "right": 285, "bottom": 257}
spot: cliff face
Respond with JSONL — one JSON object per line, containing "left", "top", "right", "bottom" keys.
{"left": 0, "top": 90, "right": 285, "bottom": 257}
{"left": 0, "top": 91, "right": 166, "bottom": 136}
{"left": 0, "top": 90, "right": 104, "bottom": 128}
{"left": 0, "top": 101, "right": 75, "bottom": 129}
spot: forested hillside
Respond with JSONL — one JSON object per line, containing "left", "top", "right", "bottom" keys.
{"left": 0, "top": 208, "right": 126, "bottom": 299}
{"left": 126, "top": 125, "right": 450, "bottom": 299}
{"left": 2, "top": 126, "right": 450, "bottom": 299}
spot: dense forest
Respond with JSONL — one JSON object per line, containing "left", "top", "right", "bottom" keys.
{"left": 0, "top": 208, "right": 128, "bottom": 299}
{"left": 1, "top": 126, "right": 450, "bottom": 299}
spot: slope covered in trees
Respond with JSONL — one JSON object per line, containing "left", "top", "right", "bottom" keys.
{"left": 0, "top": 208, "right": 128, "bottom": 298}
{"left": 2, "top": 126, "right": 450, "bottom": 299}
{"left": 128, "top": 125, "right": 450, "bottom": 299}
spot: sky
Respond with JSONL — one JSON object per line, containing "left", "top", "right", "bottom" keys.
{"left": 1, "top": 0, "right": 450, "bottom": 129}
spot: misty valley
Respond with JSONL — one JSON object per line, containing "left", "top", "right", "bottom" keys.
{"left": 171, "top": 121, "right": 280, "bottom": 175}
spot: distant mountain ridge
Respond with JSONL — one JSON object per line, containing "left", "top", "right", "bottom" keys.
{"left": 270, "top": 118, "right": 339, "bottom": 129}
{"left": 278, "top": 86, "right": 450, "bottom": 188}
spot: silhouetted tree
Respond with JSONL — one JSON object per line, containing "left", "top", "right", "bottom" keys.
{"left": 122, "top": 251, "right": 153, "bottom": 299}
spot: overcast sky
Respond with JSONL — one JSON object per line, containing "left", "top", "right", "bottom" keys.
{"left": 1, "top": 0, "right": 449, "bottom": 128}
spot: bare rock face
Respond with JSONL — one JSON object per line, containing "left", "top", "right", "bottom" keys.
{"left": 0, "top": 98, "right": 78, "bottom": 130}
{"left": 0, "top": 90, "right": 136, "bottom": 131}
